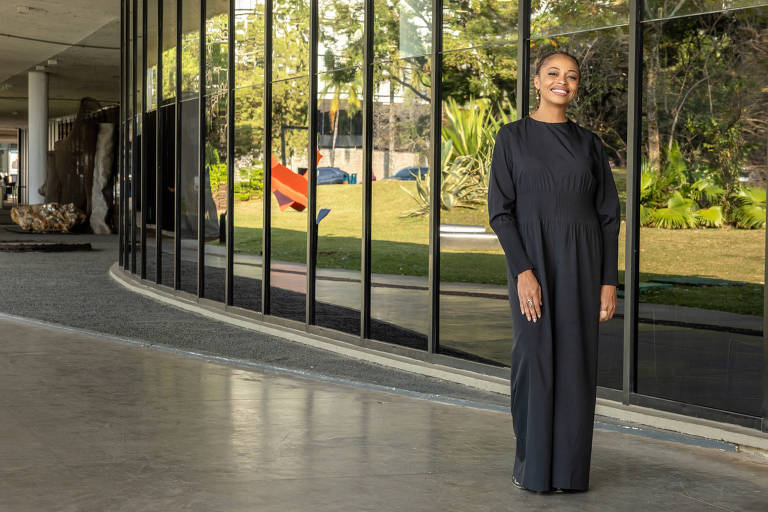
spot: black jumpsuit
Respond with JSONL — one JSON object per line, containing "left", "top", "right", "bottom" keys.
{"left": 488, "top": 115, "right": 621, "bottom": 492}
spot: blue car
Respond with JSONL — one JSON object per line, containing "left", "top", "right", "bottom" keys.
{"left": 390, "top": 166, "right": 428, "bottom": 181}
{"left": 317, "top": 166, "right": 349, "bottom": 185}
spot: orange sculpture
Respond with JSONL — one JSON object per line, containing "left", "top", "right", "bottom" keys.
{"left": 270, "top": 150, "right": 322, "bottom": 212}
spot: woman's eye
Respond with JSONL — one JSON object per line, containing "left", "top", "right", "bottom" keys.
{"left": 548, "top": 71, "right": 557, "bottom": 76}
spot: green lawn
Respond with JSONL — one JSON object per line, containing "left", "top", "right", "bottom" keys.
{"left": 230, "top": 176, "right": 764, "bottom": 316}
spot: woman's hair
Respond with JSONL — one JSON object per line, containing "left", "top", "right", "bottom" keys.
{"left": 533, "top": 50, "right": 581, "bottom": 77}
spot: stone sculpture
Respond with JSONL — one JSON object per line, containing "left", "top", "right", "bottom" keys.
{"left": 10, "top": 202, "right": 86, "bottom": 233}
{"left": 90, "top": 123, "right": 114, "bottom": 234}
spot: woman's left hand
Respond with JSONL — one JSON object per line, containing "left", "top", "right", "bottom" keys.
{"left": 599, "top": 285, "right": 617, "bottom": 322}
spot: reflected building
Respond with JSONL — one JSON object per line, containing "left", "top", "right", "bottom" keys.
{"left": 120, "top": 0, "right": 768, "bottom": 432}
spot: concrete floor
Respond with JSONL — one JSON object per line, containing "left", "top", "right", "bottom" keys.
{"left": 2, "top": 316, "right": 768, "bottom": 511}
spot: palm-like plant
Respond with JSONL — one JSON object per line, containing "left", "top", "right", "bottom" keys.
{"left": 733, "top": 186, "right": 766, "bottom": 229}
{"left": 403, "top": 97, "right": 515, "bottom": 216}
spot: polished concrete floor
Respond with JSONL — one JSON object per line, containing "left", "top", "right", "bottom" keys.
{"left": 2, "top": 316, "right": 767, "bottom": 511}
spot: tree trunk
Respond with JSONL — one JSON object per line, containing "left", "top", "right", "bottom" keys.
{"left": 330, "top": 106, "right": 339, "bottom": 167}
{"left": 386, "top": 85, "right": 396, "bottom": 178}
{"left": 646, "top": 27, "right": 662, "bottom": 171}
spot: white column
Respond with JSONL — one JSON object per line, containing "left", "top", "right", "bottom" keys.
{"left": 27, "top": 70, "right": 48, "bottom": 204}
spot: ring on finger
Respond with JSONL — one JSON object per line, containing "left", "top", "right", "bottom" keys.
{"left": 526, "top": 298, "right": 534, "bottom": 308}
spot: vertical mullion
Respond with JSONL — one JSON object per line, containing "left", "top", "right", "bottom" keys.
{"left": 124, "top": 0, "right": 130, "bottom": 269}
{"left": 141, "top": 0, "right": 148, "bottom": 279}
{"left": 174, "top": 0, "right": 182, "bottom": 289}
{"left": 764, "top": 191, "right": 768, "bottom": 432}
{"left": 131, "top": 0, "right": 138, "bottom": 273}
{"left": 624, "top": 0, "right": 643, "bottom": 403}
{"left": 226, "top": 0, "right": 235, "bottom": 305}
{"left": 156, "top": 0, "right": 164, "bottom": 284}
{"left": 427, "top": 0, "right": 443, "bottom": 354}
{"left": 262, "top": 0, "right": 273, "bottom": 314}
{"left": 307, "top": 0, "right": 318, "bottom": 326}
{"left": 516, "top": 0, "right": 530, "bottom": 120}
{"left": 360, "top": 0, "right": 373, "bottom": 339}
{"left": 198, "top": 0, "right": 207, "bottom": 297}
{"left": 119, "top": 0, "right": 125, "bottom": 268}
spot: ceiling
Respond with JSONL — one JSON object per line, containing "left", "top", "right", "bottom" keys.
{"left": 0, "top": 0, "right": 121, "bottom": 129}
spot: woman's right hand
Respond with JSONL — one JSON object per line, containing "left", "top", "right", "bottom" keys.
{"left": 517, "top": 269, "right": 542, "bottom": 322}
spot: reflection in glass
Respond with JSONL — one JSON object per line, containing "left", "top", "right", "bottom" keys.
{"left": 203, "top": 95, "right": 228, "bottom": 301}
{"left": 530, "top": 0, "right": 628, "bottom": 38}
{"left": 181, "top": 0, "right": 201, "bottom": 96}
{"left": 273, "top": 0, "right": 310, "bottom": 81}
{"left": 206, "top": 0, "right": 229, "bottom": 96}
{"left": 438, "top": 44, "right": 518, "bottom": 366}
{"left": 644, "top": 0, "right": 768, "bottom": 21}
{"left": 315, "top": 67, "right": 363, "bottom": 334}
{"left": 179, "top": 97, "right": 200, "bottom": 294}
{"left": 162, "top": 0, "right": 177, "bottom": 100}
{"left": 233, "top": 86, "right": 264, "bottom": 311}
{"left": 442, "top": 0, "right": 517, "bottom": 52}
{"left": 126, "top": 0, "right": 134, "bottom": 271}
{"left": 202, "top": 0, "right": 229, "bottom": 301}
{"left": 638, "top": 9, "right": 766, "bottom": 415}
{"left": 147, "top": 0, "right": 159, "bottom": 112}
{"left": 160, "top": 103, "right": 177, "bottom": 285}
{"left": 145, "top": 0, "right": 159, "bottom": 281}
{"left": 270, "top": 78, "right": 309, "bottom": 321}
{"left": 235, "top": 0, "right": 265, "bottom": 89}
{"left": 319, "top": 0, "right": 363, "bottom": 72}
{"left": 135, "top": 0, "right": 144, "bottom": 275}
{"left": 370, "top": 59, "right": 430, "bottom": 348}
{"left": 374, "top": 0, "right": 432, "bottom": 61}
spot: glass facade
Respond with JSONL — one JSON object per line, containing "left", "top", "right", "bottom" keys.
{"left": 120, "top": 0, "right": 768, "bottom": 431}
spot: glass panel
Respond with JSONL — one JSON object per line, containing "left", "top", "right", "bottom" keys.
{"left": 370, "top": 58, "right": 431, "bottom": 349}
{"left": 374, "top": 0, "right": 432, "bottom": 60}
{"left": 270, "top": 78, "right": 309, "bottom": 320}
{"left": 179, "top": 96, "right": 200, "bottom": 294}
{"left": 438, "top": 44, "right": 518, "bottom": 366}
{"left": 160, "top": 103, "right": 177, "bottom": 285}
{"left": 233, "top": 85, "right": 264, "bottom": 311}
{"left": 645, "top": 0, "right": 768, "bottom": 21}
{"left": 181, "top": 0, "right": 201, "bottom": 97}
{"left": 145, "top": 0, "right": 159, "bottom": 281}
{"left": 273, "top": 0, "right": 310, "bottom": 81}
{"left": 530, "top": 0, "right": 628, "bottom": 38}
{"left": 318, "top": 0, "right": 364, "bottom": 72}
{"left": 442, "top": 0, "right": 518, "bottom": 52}
{"left": 235, "top": 0, "right": 265, "bottom": 89}
{"left": 314, "top": 67, "right": 363, "bottom": 335}
{"left": 203, "top": 97, "right": 228, "bottom": 301}
{"left": 144, "top": 109, "right": 159, "bottom": 281}
{"left": 125, "top": 0, "right": 133, "bottom": 269}
{"left": 638, "top": 8, "right": 766, "bottom": 416}
{"left": 148, "top": 0, "right": 159, "bottom": 111}
{"left": 206, "top": 0, "right": 229, "bottom": 96}
{"left": 135, "top": 0, "right": 144, "bottom": 274}
{"left": 162, "top": 0, "right": 177, "bottom": 101}
{"left": 201, "top": 0, "right": 229, "bottom": 301}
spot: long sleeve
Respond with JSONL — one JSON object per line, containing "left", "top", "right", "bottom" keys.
{"left": 488, "top": 126, "right": 534, "bottom": 277}
{"left": 593, "top": 136, "right": 621, "bottom": 286}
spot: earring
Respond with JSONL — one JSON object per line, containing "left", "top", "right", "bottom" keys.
{"left": 536, "top": 89, "right": 540, "bottom": 102}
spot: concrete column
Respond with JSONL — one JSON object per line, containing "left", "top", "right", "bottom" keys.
{"left": 27, "top": 70, "right": 48, "bottom": 204}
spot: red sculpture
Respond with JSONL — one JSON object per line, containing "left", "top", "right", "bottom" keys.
{"left": 270, "top": 150, "right": 322, "bottom": 212}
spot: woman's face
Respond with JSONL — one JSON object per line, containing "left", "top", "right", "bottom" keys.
{"left": 534, "top": 54, "right": 580, "bottom": 107}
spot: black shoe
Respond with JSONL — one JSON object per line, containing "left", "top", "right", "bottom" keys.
{"left": 513, "top": 475, "right": 550, "bottom": 494}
